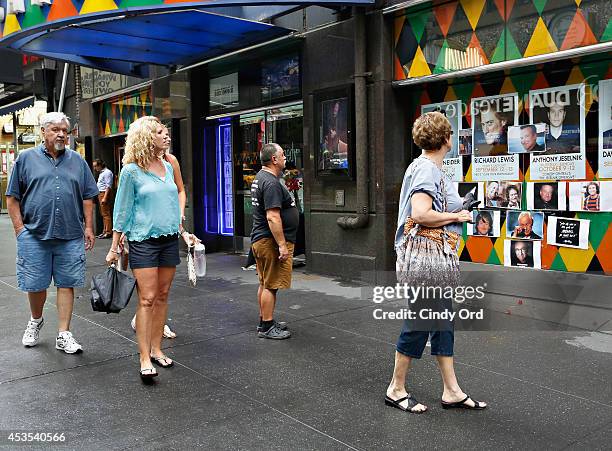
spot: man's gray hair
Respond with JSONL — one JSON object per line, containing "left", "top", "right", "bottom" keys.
{"left": 260, "top": 143, "right": 280, "bottom": 165}
{"left": 518, "top": 211, "right": 533, "bottom": 223}
{"left": 40, "top": 112, "right": 70, "bottom": 129}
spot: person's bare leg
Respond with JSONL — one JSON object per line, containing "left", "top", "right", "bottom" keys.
{"left": 257, "top": 285, "right": 263, "bottom": 319}
{"left": 436, "top": 356, "right": 486, "bottom": 408}
{"left": 28, "top": 291, "right": 46, "bottom": 319}
{"left": 260, "top": 288, "right": 277, "bottom": 321}
{"left": 386, "top": 351, "right": 427, "bottom": 412}
{"left": 56, "top": 288, "right": 74, "bottom": 332}
{"left": 150, "top": 266, "right": 176, "bottom": 361}
{"left": 132, "top": 268, "right": 158, "bottom": 371}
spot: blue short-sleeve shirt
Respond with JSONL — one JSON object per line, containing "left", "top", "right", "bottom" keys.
{"left": 395, "top": 156, "right": 463, "bottom": 247}
{"left": 5, "top": 145, "right": 99, "bottom": 240}
{"left": 112, "top": 161, "right": 180, "bottom": 242}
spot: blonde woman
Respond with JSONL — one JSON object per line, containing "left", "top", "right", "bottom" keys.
{"left": 130, "top": 124, "right": 184, "bottom": 339}
{"left": 106, "top": 116, "right": 195, "bottom": 380}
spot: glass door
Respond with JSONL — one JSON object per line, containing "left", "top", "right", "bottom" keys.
{"left": 266, "top": 104, "right": 304, "bottom": 213}
{"left": 234, "top": 112, "right": 265, "bottom": 238}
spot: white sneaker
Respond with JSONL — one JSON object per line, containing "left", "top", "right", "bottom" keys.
{"left": 55, "top": 331, "right": 83, "bottom": 354}
{"left": 132, "top": 316, "right": 176, "bottom": 339}
{"left": 22, "top": 318, "right": 44, "bottom": 347}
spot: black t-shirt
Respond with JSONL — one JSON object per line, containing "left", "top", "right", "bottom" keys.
{"left": 250, "top": 169, "right": 299, "bottom": 244}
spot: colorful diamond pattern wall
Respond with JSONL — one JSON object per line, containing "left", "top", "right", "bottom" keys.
{"left": 409, "top": 57, "right": 611, "bottom": 274}
{"left": 395, "top": 0, "right": 612, "bottom": 80}
{"left": 97, "top": 88, "right": 152, "bottom": 136}
{"left": 0, "top": 0, "right": 199, "bottom": 39}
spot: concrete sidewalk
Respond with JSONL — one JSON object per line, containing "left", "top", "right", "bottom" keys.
{"left": 1, "top": 214, "right": 612, "bottom": 450}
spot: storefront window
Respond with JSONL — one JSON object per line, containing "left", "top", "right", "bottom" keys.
{"left": 266, "top": 104, "right": 304, "bottom": 212}
{"left": 233, "top": 104, "right": 304, "bottom": 238}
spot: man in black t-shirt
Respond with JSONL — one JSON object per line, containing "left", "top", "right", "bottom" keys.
{"left": 250, "top": 143, "right": 299, "bottom": 339}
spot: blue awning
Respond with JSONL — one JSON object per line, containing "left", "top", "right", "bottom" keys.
{"left": 0, "top": 8, "right": 299, "bottom": 77}
{"left": 0, "top": 96, "right": 34, "bottom": 116}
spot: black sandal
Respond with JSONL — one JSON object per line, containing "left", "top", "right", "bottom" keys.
{"left": 385, "top": 394, "right": 427, "bottom": 414}
{"left": 139, "top": 367, "right": 158, "bottom": 380}
{"left": 441, "top": 395, "right": 486, "bottom": 410}
{"left": 150, "top": 355, "right": 174, "bottom": 368}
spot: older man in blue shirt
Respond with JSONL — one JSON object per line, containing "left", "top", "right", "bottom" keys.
{"left": 5, "top": 112, "right": 98, "bottom": 354}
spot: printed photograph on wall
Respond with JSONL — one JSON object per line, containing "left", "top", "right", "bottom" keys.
{"left": 546, "top": 217, "right": 590, "bottom": 250}
{"left": 505, "top": 211, "right": 544, "bottom": 240}
{"left": 467, "top": 210, "right": 501, "bottom": 237}
{"left": 422, "top": 101, "right": 462, "bottom": 181}
{"left": 529, "top": 84, "right": 586, "bottom": 180}
{"left": 471, "top": 93, "right": 519, "bottom": 181}
{"left": 454, "top": 182, "right": 484, "bottom": 207}
{"left": 459, "top": 129, "right": 472, "bottom": 155}
{"left": 504, "top": 240, "right": 541, "bottom": 269}
{"left": 508, "top": 124, "right": 547, "bottom": 154}
{"left": 568, "top": 181, "right": 612, "bottom": 212}
{"left": 526, "top": 182, "right": 566, "bottom": 211}
{"left": 485, "top": 181, "right": 522, "bottom": 209}
{"left": 599, "top": 79, "right": 612, "bottom": 178}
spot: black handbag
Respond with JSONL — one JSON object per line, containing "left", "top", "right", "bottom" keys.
{"left": 90, "top": 265, "right": 136, "bottom": 314}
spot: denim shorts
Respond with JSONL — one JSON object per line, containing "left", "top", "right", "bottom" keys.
{"left": 396, "top": 321, "right": 454, "bottom": 359}
{"left": 128, "top": 234, "right": 180, "bottom": 269}
{"left": 16, "top": 228, "right": 86, "bottom": 292}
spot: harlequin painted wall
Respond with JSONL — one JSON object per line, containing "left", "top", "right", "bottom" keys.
{"left": 405, "top": 56, "right": 612, "bottom": 274}
{"left": 97, "top": 88, "right": 152, "bottom": 136}
{"left": 0, "top": 0, "right": 203, "bottom": 39}
{"left": 394, "top": 0, "right": 612, "bottom": 80}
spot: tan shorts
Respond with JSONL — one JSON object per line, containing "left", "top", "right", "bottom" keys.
{"left": 252, "top": 238, "right": 294, "bottom": 290}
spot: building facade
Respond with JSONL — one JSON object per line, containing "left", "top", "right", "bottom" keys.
{"left": 1, "top": 0, "right": 610, "bottom": 283}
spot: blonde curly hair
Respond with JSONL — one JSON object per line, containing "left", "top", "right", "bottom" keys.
{"left": 122, "top": 116, "right": 163, "bottom": 169}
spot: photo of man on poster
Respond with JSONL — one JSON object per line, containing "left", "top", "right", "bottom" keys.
{"left": 472, "top": 95, "right": 517, "bottom": 157}
{"left": 602, "top": 106, "right": 612, "bottom": 150}
{"left": 533, "top": 182, "right": 558, "bottom": 210}
{"left": 531, "top": 86, "right": 581, "bottom": 155}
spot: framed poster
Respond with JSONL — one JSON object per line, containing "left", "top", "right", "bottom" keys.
{"left": 505, "top": 211, "right": 544, "bottom": 240}
{"left": 484, "top": 181, "right": 522, "bottom": 209}
{"left": 507, "top": 124, "right": 547, "bottom": 154}
{"left": 568, "top": 181, "right": 612, "bottom": 212}
{"left": 261, "top": 54, "right": 300, "bottom": 103}
{"left": 421, "top": 101, "right": 462, "bottom": 181}
{"left": 599, "top": 79, "right": 612, "bottom": 178}
{"left": 504, "top": 240, "right": 541, "bottom": 269}
{"left": 529, "top": 84, "right": 586, "bottom": 180}
{"left": 315, "top": 86, "right": 354, "bottom": 179}
{"left": 526, "top": 182, "right": 566, "bottom": 211}
{"left": 459, "top": 129, "right": 472, "bottom": 155}
{"left": 471, "top": 93, "right": 520, "bottom": 181}
{"left": 467, "top": 210, "right": 501, "bottom": 237}
{"left": 546, "top": 217, "right": 590, "bottom": 249}
{"left": 454, "top": 182, "right": 485, "bottom": 207}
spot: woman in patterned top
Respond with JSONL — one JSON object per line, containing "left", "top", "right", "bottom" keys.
{"left": 385, "top": 112, "right": 487, "bottom": 414}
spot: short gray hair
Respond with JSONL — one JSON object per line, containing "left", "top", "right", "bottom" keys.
{"left": 260, "top": 143, "right": 280, "bottom": 165}
{"left": 40, "top": 112, "right": 70, "bottom": 130}
{"left": 518, "top": 211, "right": 533, "bottom": 223}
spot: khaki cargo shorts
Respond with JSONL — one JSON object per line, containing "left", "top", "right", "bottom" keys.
{"left": 252, "top": 237, "right": 295, "bottom": 290}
